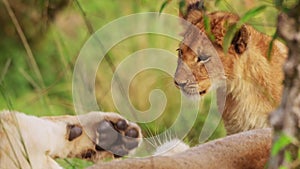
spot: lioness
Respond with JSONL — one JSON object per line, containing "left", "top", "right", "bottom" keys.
{"left": 0, "top": 110, "right": 141, "bottom": 169}
{"left": 174, "top": 1, "right": 287, "bottom": 134}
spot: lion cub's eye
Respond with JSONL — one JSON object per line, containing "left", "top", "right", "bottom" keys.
{"left": 197, "top": 54, "right": 211, "bottom": 63}
{"left": 176, "top": 48, "right": 183, "bottom": 57}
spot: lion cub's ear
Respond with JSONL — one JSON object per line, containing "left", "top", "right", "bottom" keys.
{"left": 231, "top": 25, "right": 249, "bottom": 54}
{"left": 180, "top": 0, "right": 204, "bottom": 24}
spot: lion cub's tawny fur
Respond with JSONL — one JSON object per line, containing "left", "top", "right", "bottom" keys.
{"left": 174, "top": 2, "right": 287, "bottom": 134}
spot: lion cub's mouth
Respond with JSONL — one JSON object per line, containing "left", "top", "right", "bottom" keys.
{"left": 181, "top": 88, "right": 207, "bottom": 99}
{"left": 174, "top": 81, "right": 208, "bottom": 98}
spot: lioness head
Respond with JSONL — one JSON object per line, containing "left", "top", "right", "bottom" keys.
{"left": 174, "top": 1, "right": 250, "bottom": 97}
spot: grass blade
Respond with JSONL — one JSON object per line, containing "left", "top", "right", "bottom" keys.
{"left": 238, "top": 5, "right": 267, "bottom": 26}
{"left": 2, "top": 0, "right": 45, "bottom": 89}
{"left": 223, "top": 24, "right": 238, "bottom": 54}
{"left": 267, "top": 31, "right": 278, "bottom": 60}
{"left": 203, "top": 14, "right": 215, "bottom": 41}
{"left": 159, "top": 0, "right": 172, "bottom": 14}
{"left": 0, "top": 84, "right": 14, "bottom": 110}
{"left": 0, "top": 59, "right": 11, "bottom": 84}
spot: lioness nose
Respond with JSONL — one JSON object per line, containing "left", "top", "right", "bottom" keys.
{"left": 174, "top": 80, "right": 187, "bottom": 88}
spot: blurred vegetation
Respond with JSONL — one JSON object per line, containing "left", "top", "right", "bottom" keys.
{"left": 0, "top": 0, "right": 296, "bottom": 168}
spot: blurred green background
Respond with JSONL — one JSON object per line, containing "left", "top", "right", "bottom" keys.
{"left": 0, "top": 0, "right": 285, "bottom": 168}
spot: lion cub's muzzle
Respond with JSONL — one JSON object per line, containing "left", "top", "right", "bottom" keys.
{"left": 174, "top": 59, "right": 208, "bottom": 97}
{"left": 174, "top": 80, "right": 206, "bottom": 96}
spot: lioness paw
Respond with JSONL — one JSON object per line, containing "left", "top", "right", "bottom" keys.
{"left": 95, "top": 118, "right": 141, "bottom": 157}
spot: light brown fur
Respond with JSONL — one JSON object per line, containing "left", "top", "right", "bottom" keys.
{"left": 88, "top": 129, "right": 272, "bottom": 169}
{"left": 174, "top": 3, "right": 287, "bottom": 134}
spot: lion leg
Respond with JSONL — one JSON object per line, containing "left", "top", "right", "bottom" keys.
{"left": 0, "top": 111, "right": 142, "bottom": 168}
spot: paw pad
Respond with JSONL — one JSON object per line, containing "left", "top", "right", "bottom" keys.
{"left": 96, "top": 119, "right": 140, "bottom": 157}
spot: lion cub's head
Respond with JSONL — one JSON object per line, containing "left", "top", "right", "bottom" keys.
{"left": 174, "top": 1, "right": 251, "bottom": 97}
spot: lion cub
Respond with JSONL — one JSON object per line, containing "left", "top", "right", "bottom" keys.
{"left": 174, "top": 1, "right": 287, "bottom": 134}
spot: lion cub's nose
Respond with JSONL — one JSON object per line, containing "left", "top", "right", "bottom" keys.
{"left": 174, "top": 80, "right": 187, "bottom": 88}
